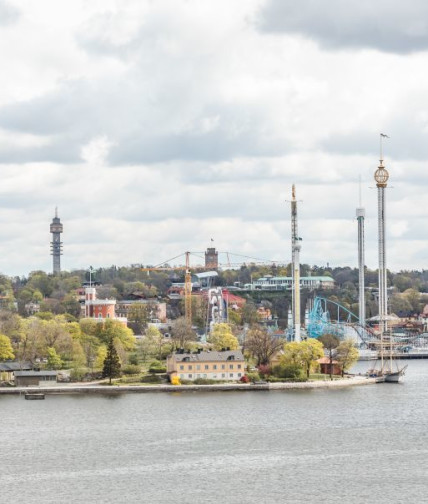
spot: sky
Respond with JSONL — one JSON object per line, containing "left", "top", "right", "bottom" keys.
{"left": 0, "top": 0, "right": 427, "bottom": 277}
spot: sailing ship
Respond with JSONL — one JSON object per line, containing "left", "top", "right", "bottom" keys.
{"left": 367, "top": 328, "right": 407, "bottom": 383}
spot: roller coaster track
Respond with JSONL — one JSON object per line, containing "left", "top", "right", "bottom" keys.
{"left": 307, "top": 296, "right": 378, "bottom": 346}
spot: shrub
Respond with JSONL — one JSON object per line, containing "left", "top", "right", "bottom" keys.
{"left": 148, "top": 360, "right": 167, "bottom": 373}
{"left": 140, "top": 374, "right": 162, "bottom": 384}
{"left": 247, "top": 371, "right": 261, "bottom": 383}
{"left": 70, "top": 367, "right": 87, "bottom": 382}
{"left": 193, "top": 378, "right": 217, "bottom": 385}
{"left": 240, "top": 375, "right": 250, "bottom": 383}
{"left": 272, "top": 364, "right": 304, "bottom": 380}
{"left": 128, "top": 353, "right": 139, "bottom": 366}
{"left": 122, "top": 364, "right": 141, "bottom": 375}
{"left": 170, "top": 376, "right": 181, "bottom": 385}
{"left": 257, "top": 364, "right": 271, "bottom": 378}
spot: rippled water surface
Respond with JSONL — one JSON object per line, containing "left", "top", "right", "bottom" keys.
{"left": 1, "top": 360, "right": 428, "bottom": 503}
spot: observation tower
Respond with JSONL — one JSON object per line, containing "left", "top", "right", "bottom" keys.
{"left": 50, "top": 208, "right": 63, "bottom": 274}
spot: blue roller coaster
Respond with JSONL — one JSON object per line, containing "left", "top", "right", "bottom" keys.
{"left": 306, "top": 296, "right": 377, "bottom": 346}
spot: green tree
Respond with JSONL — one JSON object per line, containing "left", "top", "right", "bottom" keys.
{"left": 144, "top": 326, "right": 164, "bottom": 360}
{"left": 46, "top": 347, "right": 63, "bottom": 369}
{"left": 299, "top": 339, "right": 324, "bottom": 378}
{"left": 102, "top": 338, "right": 122, "bottom": 384}
{"left": 0, "top": 334, "right": 14, "bottom": 361}
{"left": 403, "top": 288, "right": 421, "bottom": 313}
{"left": 282, "top": 339, "right": 324, "bottom": 378}
{"left": 319, "top": 334, "right": 340, "bottom": 380}
{"left": 94, "top": 344, "right": 107, "bottom": 370}
{"left": 127, "top": 303, "right": 150, "bottom": 334}
{"left": 241, "top": 301, "right": 260, "bottom": 325}
{"left": 208, "top": 323, "right": 239, "bottom": 351}
{"left": 336, "top": 339, "right": 359, "bottom": 376}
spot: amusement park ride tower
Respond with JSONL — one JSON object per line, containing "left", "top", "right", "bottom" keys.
{"left": 50, "top": 208, "right": 63, "bottom": 275}
{"left": 291, "top": 185, "right": 301, "bottom": 342}
{"left": 356, "top": 178, "right": 365, "bottom": 326}
{"left": 375, "top": 135, "right": 390, "bottom": 335}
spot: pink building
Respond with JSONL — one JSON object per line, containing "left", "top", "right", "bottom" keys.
{"left": 84, "top": 287, "right": 127, "bottom": 325}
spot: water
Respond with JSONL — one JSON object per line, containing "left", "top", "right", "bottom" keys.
{"left": 1, "top": 360, "right": 428, "bottom": 503}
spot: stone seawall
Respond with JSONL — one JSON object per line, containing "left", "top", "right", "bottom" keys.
{"left": 0, "top": 376, "right": 377, "bottom": 395}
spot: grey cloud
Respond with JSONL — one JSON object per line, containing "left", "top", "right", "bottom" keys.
{"left": 0, "top": 1, "right": 20, "bottom": 26}
{"left": 0, "top": 79, "right": 288, "bottom": 165}
{"left": 258, "top": 0, "right": 428, "bottom": 54}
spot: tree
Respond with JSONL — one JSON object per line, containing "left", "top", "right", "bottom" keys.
{"left": 127, "top": 303, "right": 150, "bottom": 334}
{"left": 244, "top": 325, "right": 283, "bottom": 365}
{"left": 94, "top": 345, "right": 107, "bottom": 370}
{"left": 241, "top": 302, "right": 260, "bottom": 325}
{"left": 282, "top": 339, "right": 324, "bottom": 378}
{"left": 46, "top": 347, "right": 63, "bottom": 369}
{"left": 102, "top": 338, "right": 121, "bottom": 384}
{"left": 299, "top": 339, "right": 324, "bottom": 378}
{"left": 319, "top": 334, "right": 340, "bottom": 380}
{"left": 403, "top": 288, "right": 421, "bottom": 313}
{"left": 208, "top": 323, "right": 239, "bottom": 351}
{"left": 0, "top": 334, "right": 14, "bottom": 361}
{"left": 170, "top": 317, "right": 196, "bottom": 350}
{"left": 144, "top": 326, "right": 164, "bottom": 360}
{"left": 91, "top": 319, "right": 136, "bottom": 350}
{"left": 336, "top": 339, "right": 359, "bottom": 376}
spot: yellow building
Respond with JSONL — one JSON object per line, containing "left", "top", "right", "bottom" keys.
{"left": 167, "top": 350, "right": 245, "bottom": 381}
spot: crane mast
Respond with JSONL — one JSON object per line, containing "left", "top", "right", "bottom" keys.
{"left": 184, "top": 251, "right": 192, "bottom": 326}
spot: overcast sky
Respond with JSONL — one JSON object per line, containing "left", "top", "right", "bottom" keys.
{"left": 0, "top": 0, "right": 427, "bottom": 277}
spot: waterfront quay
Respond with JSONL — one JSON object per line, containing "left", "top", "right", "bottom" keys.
{"left": 0, "top": 375, "right": 377, "bottom": 396}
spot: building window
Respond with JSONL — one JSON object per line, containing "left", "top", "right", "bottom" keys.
{"left": 213, "top": 365, "right": 217, "bottom": 370}
{"left": 188, "top": 374, "right": 192, "bottom": 378}
{"left": 229, "top": 364, "right": 234, "bottom": 369}
{"left": 180, "top": 374, "right": 184, "bottom": 378}
{"left": 222, "top": 364, "right": 225, "bottom": 369}
{"left": 188, "top": 365, "right": 192, "bottom": 370}
{"left": 203, "top": 374, "right": 207, "bottom": 378}
{"left": 179, "top": 365, "right": 184, "bottom": 370}
{"left": 196, "top": 365, "right": 201, "bottom": 370}
{"left": 204, "top": 365, "right": 209, "bottom": 370}
{"left": 237, "top": 364, "right": 241, "bottom": 369}
{"left": 238, "top": 373, "right": 242, "bottom": 377}
{"left": 229, "top": 373, "right": 233, "bottom": 378}
{"left": 222, "top": 374, "right": 225, "bottom": 378}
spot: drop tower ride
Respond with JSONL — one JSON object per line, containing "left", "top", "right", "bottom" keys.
{"left": 291, "top": 185, "right": 301, "bottom": 342}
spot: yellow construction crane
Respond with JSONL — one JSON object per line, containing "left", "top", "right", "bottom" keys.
{"left": 141, "top": 250, "right": 288, "bottom": 326}
{"left": 141, "top": 252, "right": 209, "bottom": 326}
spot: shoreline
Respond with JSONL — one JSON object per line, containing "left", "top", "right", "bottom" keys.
{"left": 0, "top": 376, "right": 377, "bottom": 395}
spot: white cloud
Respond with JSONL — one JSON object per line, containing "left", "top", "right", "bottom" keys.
{"left": 0, "top": 0, "right": 426, "bottom": 277}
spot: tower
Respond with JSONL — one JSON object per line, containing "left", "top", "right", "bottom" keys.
{"left": 356, "top": 177, "right": 365, "bottom": 326}
{"left": 291, "top": 185, "right": 301, "bottom": 342}
{"left": 205, "top": 247, "right": 218, "bottom": 269}
{"left": 374, "top": 135, "right": 390, "bottom": 337}
{"left": 50, "top": 208, "right": 63, "bottom": 274}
